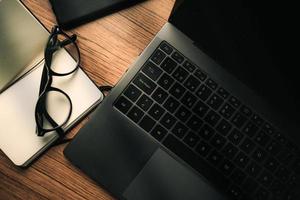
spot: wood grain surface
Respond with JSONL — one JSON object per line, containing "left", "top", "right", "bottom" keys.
{"left": 0, "top": 0, "right": 175, "bottom": 199}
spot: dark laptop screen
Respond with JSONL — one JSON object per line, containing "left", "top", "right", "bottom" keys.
{"left": 169, "top": 0, "right": 299, "bottom": 114}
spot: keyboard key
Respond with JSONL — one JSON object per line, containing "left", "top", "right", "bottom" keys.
{"left": 246, "top": 161, "right": 262, "bottom": 178}
{"left": 274, "top": 132, "right": 287, "bottom": 145}
{"left": 223, "top": 143, "right": 239, "bottom": 159}
{"left": 128, "top": 106, "right": 144, "bottom": 123}
{"left": 151, "top": 124, "right": 167, "bottom": 141}
{"left": 240, "top": 137, "right": 256, "bottom": 154}
{"left": 287, "top": 173, "right": 298, "bottom": 188}
{"left": 231, "top": 112, "right": 247, "bottom": 128}
{"left": 240, "top": 105, "right": 253, "bottom": 117}
{"left": 228, "top": 129, "right": 244, "bottom": 145}
{"left": 252, "top": 148, "right": 267, "bottom": 163}
{"left": 208, "top": 150, "right": 223, "bottom": 166}
{"left": 169, "top": 82, "right": 186, "bottom": 99}
{"left": 216, "top": 119, "right": 232, "bottom": 136}
{"left": 234, "top": 151, "right": 250, "bottom": 168}
{"left": 142, "top": 61, "right": 162, "bottom": 81}
{"left": 281, "top": 190, "right": 296, "bottom": 200}
{"left": 210, "top": 134, "right": 227, "bottom": 150}
{"left": 137, "top": 94, "right": 153, "bottom": 111}
{"left": 255, "top": 188, "right": 269, "bottom": 200}
{"left": 183, "top": 60, "right": 196, "bottom": 72}
{"left": 196, "top": 141, "right": 212, "bottom": 157}
{"left": 194, "top": 69, "right": 207, "bottom": 81}
{"left": 204, "top": 110, "right": 221, "bottom": 127}
{"left": 229, "top": 96, "right": 241, "bottom": 108}
{"left": 254, "top": 131, "right": 271, "bottom": 147}
{"left": 266, "top": 140, "right": 281, "bottom": 155}
{"left": 227, "top": 185, "right": 243, "bottom": 199}
{"left": 163, "top": 96, "right": 180, "bottom": 113}
{"left": 124, "top": 84, "right": 142, "bottom": 102}
{"left": 243, "top": 177, "right": 258, "bottom": 193}
{"left": 181, "top": 91, "right": 197, "bottom": 108}
{"left": 264, "top": 157, "right": 279, "bottom": 173}
{"left": 217, "top": 87, "right": 230, "bottom": 99}
{"left": 286, "top": 141, "right": 299, "bottom": 154}
{"left": 207, "top": 94, "right": 224, "bottom": 110}
{"left": 276, "top": 166, "right": 291, "bottom": 182}
{"left": 219, "top": 159, "right": 235, "bottom": 176}
{"left": 251, "top": 114, "right": 264, "bottom": 127}
{"left": 149, "top": 103, "right": 165, "bottom": 120}
{"left": 133, "top": 73, "right": 156, "bottom": 95}
{"left": 175, "top": 105, "right": 191, "bottom": 122}
{"left": 184, "top": 75, "right": 200, "bottom": 91}
{"left": 243, "top": 122, "right": 259, "bottom": 137}
{"left": 158, "top": 73, "right": 174, "bottom": 90}
{"left": 270, "top": 180, "right": 286, "bottom": 198}
{"left": 198, "top": 124, "right": 215, "bottom": 140}
{"left": 115, "top": 96, "right": 132, "bottom": 114}
{"left": 193, "top": 100, "right": 209, "bottom": 117}
{"left": 172, "top": 122, "right": 188, "bottom": 138}
{"left": 276, "top": 148, "right": 295, "bottom": 165}
{"left": 172, "top": 66, "right": 189, "bottom": 82}
{"left": 183, "top": 132, "right": 200, "bottom": 147}
{"left": 171, "top": 51, "right": 184, "bottom": 64}
{"left": 162, "top": 134, "right": 231, "bottom": 191}
{"left": 258, "top": 170, "right": 273, "bottom": 188}
{"left": 151, "top": 49, "right": 166, "bottom": 65}
{"left": 159, "top": 42, "right": 173, "bottom": 54}
{"left": 205, "top": 78, "right": 218, "bottom": 90}
{"left": 262, "top": 122, "right": 275, "bottom": 135}
{"left": 196, "top": 84, "right": 212, "bottom": 101}
{"left": 151, "top": 87, "right": 168, "bottom": 104}
{"left": 161, "top": 57, "right": 177, "bottom": 74}
{"left": 219, "top": 103, "right": 236, "bottom": 119}
{"left": 231, "top": 168, "right": 246, "bottom": 184}
{"left": 160, "top": 112, "right": 176, "bottom": 129}
{"left": 187, "top": 115, "right": 203, "bottom": 131}
{"left": 139, "top": 115, "right": 156, "bottom": 132}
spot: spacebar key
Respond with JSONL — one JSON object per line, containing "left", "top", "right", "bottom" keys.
{"left": 162, "top": 134, "right": 230, "bottom": 191}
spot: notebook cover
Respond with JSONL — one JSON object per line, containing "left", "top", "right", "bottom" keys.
{"left": 49, "top": 0, "right": 145, "bottom": 29}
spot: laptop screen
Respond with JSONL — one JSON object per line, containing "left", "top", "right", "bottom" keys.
{"left": 169, "top": 0, "right": 299, "bottom": 114}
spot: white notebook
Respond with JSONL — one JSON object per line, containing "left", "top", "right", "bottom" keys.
{"left": 0, "top": 49, "right": 103, "bottom": 167}
{"left": 0, "top": 0, "right": 103, "bottom": 167}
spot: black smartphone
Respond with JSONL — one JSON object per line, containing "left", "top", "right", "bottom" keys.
{"left": 49, "top": 0, "right": 146, "bottom": 30}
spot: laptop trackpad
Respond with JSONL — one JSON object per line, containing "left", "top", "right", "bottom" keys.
{"left": 123, "top": 148, "right": 227, "bottom": 200}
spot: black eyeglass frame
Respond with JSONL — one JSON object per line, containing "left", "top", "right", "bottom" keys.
{"left": 35, "top": 26, "right": 80, "bottom": 137}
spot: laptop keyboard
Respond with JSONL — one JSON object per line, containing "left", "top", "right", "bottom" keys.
{"left": 114, "top": 41, "right": 299, "bottom": 200}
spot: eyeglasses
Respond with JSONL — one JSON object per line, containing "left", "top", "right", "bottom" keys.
{"left": 35, "top": 26, "right": 80, "bottom": 137}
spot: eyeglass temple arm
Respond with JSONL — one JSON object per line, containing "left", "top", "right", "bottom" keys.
{"left": 60, "top": 34, "right": 77, "bottom": 47}
{"left": 36, "top": 107, "right": 65, "bottom": 138}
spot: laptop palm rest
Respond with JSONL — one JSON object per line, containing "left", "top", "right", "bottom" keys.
{"left": 123, "top": 148, "right": 227, "bottom": 200}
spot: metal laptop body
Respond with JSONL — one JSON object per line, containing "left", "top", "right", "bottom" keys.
{"left": 64, "top": 0, "right": 299, "bottom": 199}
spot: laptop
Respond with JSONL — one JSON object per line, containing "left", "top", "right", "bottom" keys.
{"left": 64, "top": 0, "right": 300, "bottom": 199}
{"left": 0, "top": 0, "right": 103, "bottom": 167}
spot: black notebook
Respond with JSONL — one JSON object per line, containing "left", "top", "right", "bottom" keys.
{"left": 49, "top": 0, "right": 145, "bottom": 29}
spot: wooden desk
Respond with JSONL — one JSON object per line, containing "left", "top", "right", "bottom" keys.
{"left": 0, "top": 0, "right": 175, "bottom": 199}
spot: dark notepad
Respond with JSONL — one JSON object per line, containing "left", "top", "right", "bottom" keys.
{"left": 49, "top": 0, "right": 145, "bottom": 29}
